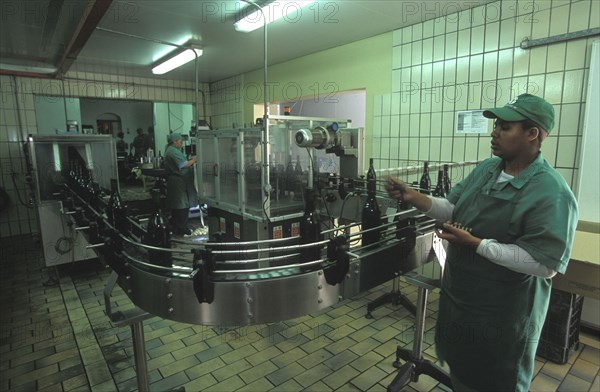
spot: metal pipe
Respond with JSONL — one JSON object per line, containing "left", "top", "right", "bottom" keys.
{"left": 412, "top": 286, "right": 428, "bottom": 359}
{"left": 86, "top": 243, "right": 105, "bottom": 249}
{"left": 210, "top": 239, "right": 329, "bottom": 255}
{"left": 239, "top": 0, "right": 270, "bottom": 218}
{"left": 379, "top": 160, "right": 480, "bottom": 178}
{"left": 95, "top": 27, "right": 187, "bottom": 50}
{"left": 321, "top": 209, "right": 417, "bottom": 235}
{"left": 122, "top": 251, "right": 193, "bottom": 273}
{"left": 212, "top": 257, "right": 327, "bottom": 275}
{"left": 118, "top": 233, "right": 192, "bottom": 255}
{"left": 219, "top": 252, "right": 301, "bottom": 265}
{"left": 199, "top": 235, "right": 300, "bottom": 247}
{"left": 521, "top": 28, "right": 600, "bottom": 49}
{"left": 74, "top": 226, "right": 90, "bottom": 231}
{"left": 307, "top": 147, "right": 314, "bottom": 189}
{"left": 131, "top": 322, "right": 150, "bottom": 392}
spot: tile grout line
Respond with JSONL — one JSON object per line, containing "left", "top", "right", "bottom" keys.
{"left": 58, "top": 274, "right": 116, "bottom": 391}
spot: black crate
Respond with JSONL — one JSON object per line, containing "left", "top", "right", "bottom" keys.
{"left": 536, "top": 289, "right": 584, "bottom": 364}
{"left": 536, "top": 339, "right": 580, "bottom": 364}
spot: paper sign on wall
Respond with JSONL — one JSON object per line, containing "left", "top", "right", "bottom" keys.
{"left": 456, "top": 110, "right": 488, "bottom": 134}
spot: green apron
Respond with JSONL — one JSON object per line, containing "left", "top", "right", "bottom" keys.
{"left": 435, "top": 154, "right": 578, "bottom": 391}
{"left": 164, "top": 145, "right": 198, "bottom": 210}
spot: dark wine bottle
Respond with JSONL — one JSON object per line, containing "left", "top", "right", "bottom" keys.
{"left": 362, "top": 193, "right": 382, "bottom": 246}
{"left": 443, "top": 164, "right": 451, "bottom": 195}
{"left": 107, "top": 179, "right": 118, "bottom": 226}
{"left": 419, "top": 161, "right": 431, "bottom": 194}
{"left": 145, "top": 190, "right": 172, "bottom": 267}
{"left": 294, "top": 155, "right": 304, "bottom": 201}
{"left": 394, "top": 200, "right": 410, "bottom": 239}
{"left": 86, "top": 170, "right": 98, "bottom": 207}
{"left": 107, "top": 179, "right": 129, "bottom": 233}
{"left": 367, "top": 158, "right": 376, "bottom": 193}
{"left": 362, "top": 159, "right": 381, "bottom": 246}
{"left": 285, "top": 155, "right": 294, "bottom": 197}
{"left": 295, "top": 155, "right": 302, "bottom": 175}
{"left": 433, "top": 170, "right": 446, "bottom": 197}
{"left": 299, "top": 188, "right": 323, "bottom": 265}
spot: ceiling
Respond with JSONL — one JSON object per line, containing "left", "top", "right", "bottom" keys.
{"left": 0, "top": 0, "right": 493, "bottom": 83}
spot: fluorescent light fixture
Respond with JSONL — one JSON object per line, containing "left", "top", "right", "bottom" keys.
{"left": 152, "top": 46, "right": 203, "bottom": 75}
{"left": 0, "top": 63, "right": 57, "bottom": 74}
{"left": 234, "top": 1, "right": 316, "bottom": 33}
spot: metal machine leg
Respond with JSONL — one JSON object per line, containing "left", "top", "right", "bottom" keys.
{"left": 131, "top": 321, "right": 150, "bottom": 392}
{"left": 104, "top": 272, "right": 155, "bottom": 391}
{"left": 387, "top": 272, "right": 452, "bottom": 392}
{"left": 365, "top": 276, "right": 416, "bottom": 319}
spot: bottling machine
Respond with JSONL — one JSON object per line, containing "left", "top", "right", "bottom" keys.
{"left": 29, "top": 117, "right": 460, "bottom": 391}
{"left": 196, "top": 115, "right": 363, "bottom": 241}
{"left": 28, "top": 135, "right": 118, "bottom": 266}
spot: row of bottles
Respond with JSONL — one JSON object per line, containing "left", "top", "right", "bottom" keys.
{"left": 359, "top": 159, "right": 453, "bottom": 248}
{"left": 106, "top": 180, "right": 171, "bottom": 267}
{"left": 66, "top": 162, "right": 102, "bottom": 208}
{"left": 419, "top": 161, "right": 451, "bottom": 197}
{"left": 106, "top": 180, "right": 172, "bottom": 267}
{"left": 65, "top": 161, "right": 171, "bottom": 268}
{"left": 269, "top": 154, "right": 305, "bottom": 201}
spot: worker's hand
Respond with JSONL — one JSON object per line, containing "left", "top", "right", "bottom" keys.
{"left": 435, "top": 221, "right": 481, "bottom": 248}
{"left": 385, "top": 177, "right": 415, "bottom": 202}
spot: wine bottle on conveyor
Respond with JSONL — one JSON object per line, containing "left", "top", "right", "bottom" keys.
{"left": 285, "top": 155, "right": 294, "bottom": 199}
{"left": 433, "top": 170, "right": 446, "bottom": 198}
{"left": 361, "top": 159, "right": 382, "bottom": 246}
{"left": 443, "top": 164, "right": 451, "bottom": 195}
{"left": 294, "top": 155, "right": 303, "bottom": 201}
{"left": 107, "top": 178, "right": 129, "bottom": 233}
{"left": 299, "top": 188, "right": 323, "bottom": 269}
{"left": 419, "top": 161, "right": 431, "bottom": 194}
{"left": 145, "top": 190, "right": 172, "bottom": 267}
{"left": 366, "top": 158, "right": 376, "bottom": 193}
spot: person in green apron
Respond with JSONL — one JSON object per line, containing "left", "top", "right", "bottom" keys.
{"left": 164, "top": 132, "right": 198, "bottom": 236}
{"left": 386, "top": 94, "right": 578, "bottom": 391}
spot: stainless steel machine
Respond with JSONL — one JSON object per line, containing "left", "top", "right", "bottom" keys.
{"left": 28, "top": 135, "right": 118, "bottom": 266}
{"left": 196, "top": 115, "right": 363, "bottom": 242}
{"left": 42, "top": 116, "right": 466, "bottom": 391}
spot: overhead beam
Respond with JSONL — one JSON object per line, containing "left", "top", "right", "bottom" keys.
{"left": 55, "top": 0, "right": 113, "bottom": 76}
{"left": 40, "top": 0, "right": 66, "bottom": 51}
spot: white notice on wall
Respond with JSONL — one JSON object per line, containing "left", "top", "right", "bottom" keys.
{"left": 456, "top": 110, "right": 488, "bottom": 134}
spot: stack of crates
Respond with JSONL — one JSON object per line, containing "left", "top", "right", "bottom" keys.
{"left": 536, "top": 288, "right": 584, "bottom": 364}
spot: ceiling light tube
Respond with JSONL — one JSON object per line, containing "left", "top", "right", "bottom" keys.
{"left": 234, "top": 1, "right": 316, "bottom": 33}
{"left": 152, "top": 47, "right": 203, "bottom": 75}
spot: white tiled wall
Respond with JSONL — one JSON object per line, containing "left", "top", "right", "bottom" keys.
{"left": 373, "top": 0, "right": 599, "bottom": 188}
{"left": 209, "top": 75, "right": 244, "bottom": 129}
{"left": 0, "top": 72, "right": 211, "bottom": 238}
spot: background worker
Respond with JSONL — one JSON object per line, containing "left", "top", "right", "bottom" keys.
{"left": 386, "top": 94, "right": 578, "bottom": 391}
{"left": 132, "top": 127, "right": 148, "bottom": 159}
{"left": 115, "top": 131, "right": 127, "bottom": 156}
{"left": 164, "top": 132, "right": 198, "bottom": 236}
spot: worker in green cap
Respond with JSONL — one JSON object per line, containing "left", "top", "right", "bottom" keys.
{"left": 386, "top": 93, "right": 578, "bottom": 391}
{"left": 164, "top": 132, "right": 198, "bottom": 236}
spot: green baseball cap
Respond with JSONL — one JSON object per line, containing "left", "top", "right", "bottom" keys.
{"left": 483, "top": 93, "right": 555, "bottom": 132}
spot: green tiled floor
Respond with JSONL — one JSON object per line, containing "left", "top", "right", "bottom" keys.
{"left": 1, "top": 235, "right": 599, "bottom": 391}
